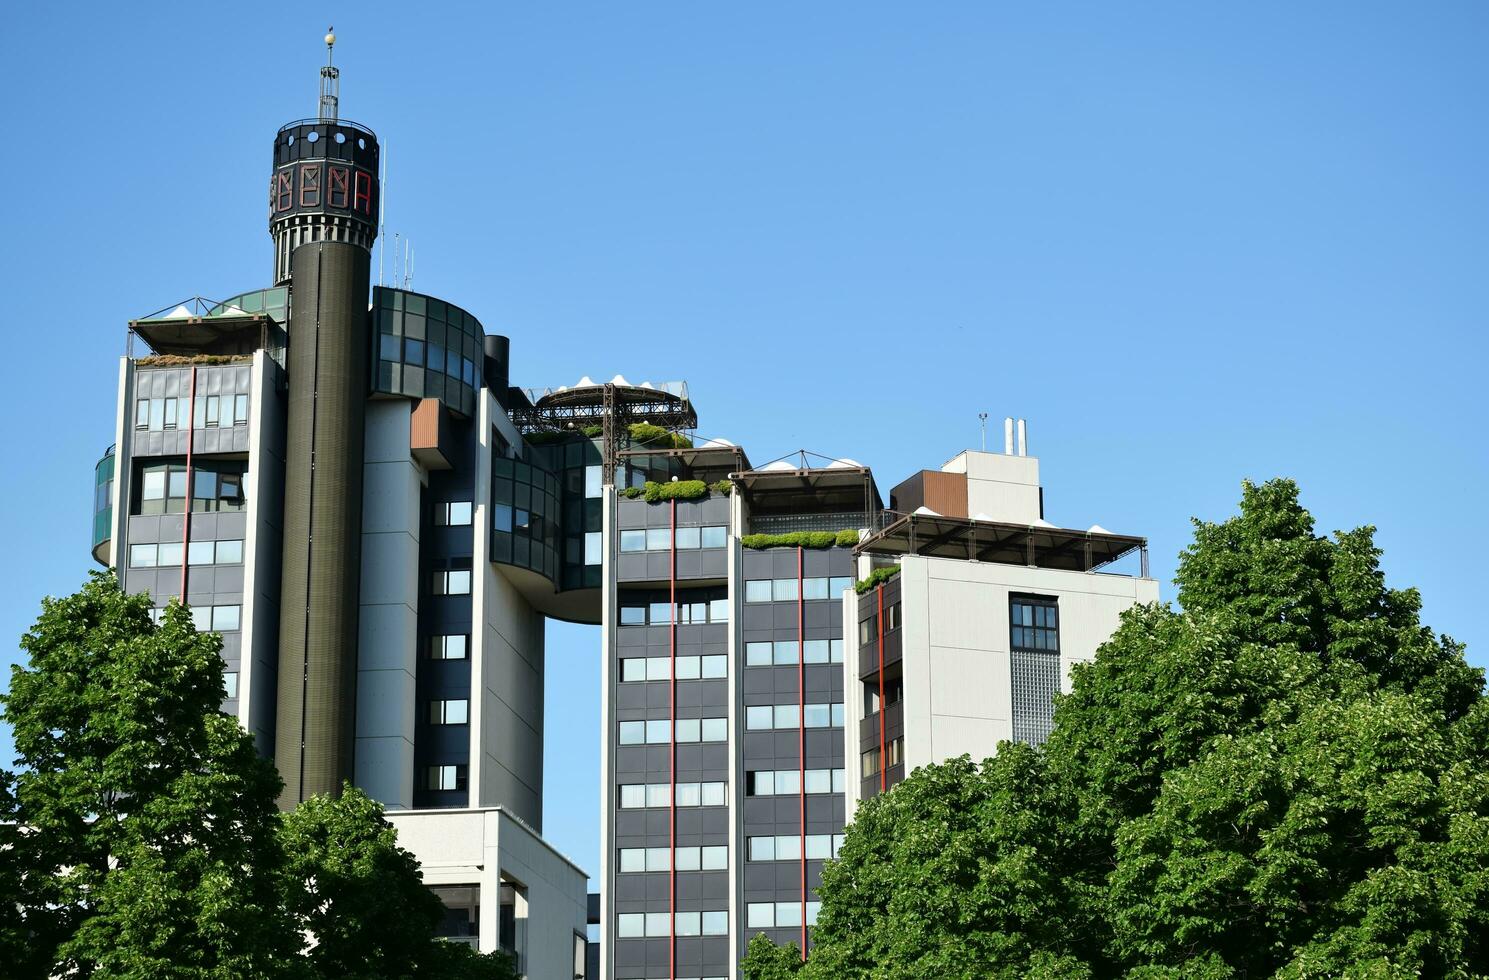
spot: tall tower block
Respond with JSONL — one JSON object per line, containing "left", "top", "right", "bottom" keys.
{"left": 271, "top": 31, "right": 381, "bottom": 805}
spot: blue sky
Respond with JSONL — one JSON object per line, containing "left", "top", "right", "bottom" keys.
{"left": 2, "top": 2, "right": 1485, "bottom": 879}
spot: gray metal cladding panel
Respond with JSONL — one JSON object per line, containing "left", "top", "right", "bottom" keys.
{"left": 741, "top": 551, "right": 776, "bottom": 578}
{"left": 741, "top": 605, "right": 775, "bottom": 631}
{"left": 615, "top": 553, "right": 651, "bottom": 582}
{"left": 614, "top": 626, "right": 651, "bottom": 650}
{"left": 275, "top": 242, "right": 370, "bottom": 806}
{"left": 674, "top": 552, "right": 704, "bottom": 579}
{"left": 700, "top": 549, "right": 728, "bottom": 578}
{"left": 616, "top": 685, "right": 649, "bottom": 710}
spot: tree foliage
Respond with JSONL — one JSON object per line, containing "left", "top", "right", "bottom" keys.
{"left": 0, "top": 571, "right": 517, "bottom": 979}
{"left": 744, "top": 479, "right": 1489, "bottom": 979}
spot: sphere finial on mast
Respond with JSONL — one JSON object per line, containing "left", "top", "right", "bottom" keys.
{"left": 318, "top": 26, "right": 340, "bottom": 120}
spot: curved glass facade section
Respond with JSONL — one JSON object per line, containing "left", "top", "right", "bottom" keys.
{"left": 491, "top": 456, "right": 561, "bottom": 584}
{"left": 92, "top": 445, "right": 115, "bottom": 566}
{"left": 210, "top": 287, "right": 290, "bottom": 324}
{"left": 530, "top": 437, "right": 605, "bottom": 591}
{"left": 372, "top": 287, "right": 481, "bottom": 418}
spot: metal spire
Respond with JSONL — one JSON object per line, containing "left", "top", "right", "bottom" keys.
{"left": 318, "top": 27, "right": 339, "bottom": 121}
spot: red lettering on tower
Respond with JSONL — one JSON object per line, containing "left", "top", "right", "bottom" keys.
{"left": 274, "top": 172, "right": 293, "bottom": 212}
{"left": 328, "top": 167, "right": 350, "bottom": 209}
{"left": 354, "top": 171, "right": 373, "bottom": 215}
{"left": 299, "top": 164, "right": 322, "bottom": 208}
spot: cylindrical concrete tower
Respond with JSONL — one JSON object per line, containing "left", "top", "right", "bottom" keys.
{"left": 272, "top": 32, "right": 380, "bottom": 806}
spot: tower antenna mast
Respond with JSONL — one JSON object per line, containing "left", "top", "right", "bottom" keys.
{"left": 318, "top": 27, "right": 339, "bottom": 120}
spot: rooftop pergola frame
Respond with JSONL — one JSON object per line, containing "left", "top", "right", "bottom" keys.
{"left": 510, "top": 381, "right": 699, "bottom": 485}
{"left": 858, "top": 511, "right": 1150, "bottom": 576}
{"left": 617, "top": 444, "right": 750, "bottom": 483}
{"left": 731, "top": 451, "right": 884, "bottom": 529}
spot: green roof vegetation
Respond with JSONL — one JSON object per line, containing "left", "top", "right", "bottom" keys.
{"left": 854, "top": 565, "right": 901, "bottom": 593}
{"left": 742, "top": 529, "right": 858, "bottom": 550}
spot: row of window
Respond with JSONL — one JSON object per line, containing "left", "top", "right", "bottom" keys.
{"left": 150, "top": 604, "right": 242, "bottom": 632}
{"left": 618, "top": 718, "right": 727, "bottom": 745}
{"left": 618, "top": 782, "right": 728, "bottom": 809}
{"left": 434, "top": 501, "right": 473, "bottom": 526}
{"left": 377, "top": 333, "right": 478, "bottom": 388}
{"left": 618, "top": 599, "right": 730, "bottom": 627}
{"left": 130, "top": 539, "right": 244, "bottom": 568}
{"left": 858, "top": 601, "right": 903, "bottom": 645}
{"left": 860, "top": 738, "right": 905, "bottom": 779}
{"left": 137, "top": 463, "right": 246, "bottom": 515}
{"left": 747, "top": 834, "right": 846, "bottom": 862}
{"left": 429, "top": 699, "right": 469, "bottom": 725}
{"left": 744, "top": 703, "right": 845, "bottom": 731}
{"left": 745, "top": 769, "right": 846, "bottom": 796}
{"left": 746, "top": 901, "right": 821, "bottom": 930}
{"left": 744, "top": 577, "right": 854, "bottom": 603}
{"left": 617, "top": 845, "right": 729, "bottom": 873}
{"left": 619, "top": 655, "right": 728, "bottom": 682}
{"left": 615, "top": 911, "right": 728, "bottom": 939}
{"left": 744, "top": 639, "right": 845, "bottom": 667}
{"left": 134, "top": 394, "right": 248, "bottom": 432}
{"left": 618, "top": 526, "right": 729, "bottom": 552}
{"left": 427, "top": 764, "right": 468, "bottom": 791}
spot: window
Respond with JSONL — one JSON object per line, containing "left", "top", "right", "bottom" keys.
{"left": 746, "top": 902, "right": 822, "bottom": 929}
{"left": 234, "top": 394, "right": 249, "bottom": 425}
{"left": 1011, "top": 596, "right": 1061, "bottom": 746}
{"left": 584, "top": 531, "right": 601, "bottom": 565}
{"left": 429, "top": 699, "right": 470, "bottom": 725}
{"left": 224, "top": 671, "right": 239, "bottom": 699}
{"left": 135, "top": 400, "right": 150, "bottom": 429}
{"left": 210, "top": 605, "right": 241, "bottom": 632}
{"left": 865, "top": 677, "right": 904, "bottom": 716}
{"left": 619, "top": 530, "right": 646, "bottom": 553}
{"left": 618, "top": 781, "right": 726, "bottom": 809}
{"left": 645, "top": 528, "right": 671, "bottom": 551}
{"left": 674, "top": 526, "right": 700, "bottom": 550}
{"left": 203, "top": 395, "right": 220, "bottom": 427}
{"left": 772, "top": 578, "right": 798, "bottom": 602}
{"left": 130, "top": 543, "right": 158, "bottom": 567}
{"left": 215, "top": 539, "right": 244, "bottom": 564}
{"left": 618, "top": 845, "right": 727, "bottom": 873}
{"left": 433, "top": 569, "right": 471, "bottom": 595}
{"left": 702, "top": 525, "right": 727, "bottom": 548}
{"left": 744, "top": 580, "right": 772, "bottom": 603}
{"left": 436, "top": 501, "right": 473, "bottom": 526}
{"left": 426, "top": 765, "right": 468, "bottom": 791}
{"left": 747, "top": 769, "right": 844, "bottom": 796}
{"left": 746, "top": 641, "right": 772, "bottom": 666}
{"left": 188, "top": 540, "right": 215, "bottom": 565}
{"left": 618, "top": 910, "right": 728, "bottom": 938}
{"left": 429, "top": 634, "right": 469, "bottom": 660}
{"left": 748, "top": 834, "right": 846, "bottom": 862}
{"left": 619, "top": 604, "right": 645, "bottom": 625}
{"left": 584, "top": 465, "right": 602, "bottom": 498}
{"left": 802, "top": 577, "right": 829, "bottom": 600}
{"left": 861, "top": 738, "right": 904, "bottom": 779}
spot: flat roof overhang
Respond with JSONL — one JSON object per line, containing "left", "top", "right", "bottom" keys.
{"left": 731, "top": 465, "right": 884, "bottom": 515}
{"left": 858, "top": 512, "right": 1147, "bottom": 574}
{"left": 129, "top": 313, "right": 277, "bottom": 357}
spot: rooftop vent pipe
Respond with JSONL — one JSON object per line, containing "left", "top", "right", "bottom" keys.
{"left": 1016, "top": 419, "right": 1028, "bottom": 456}
{"left": 1003, "top": 417, "right": 1015, "bottom": 455}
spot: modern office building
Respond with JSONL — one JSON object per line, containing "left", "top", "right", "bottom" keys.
{"left": 84, "top": 36, "right": 1158, "bottom": 980}
{"left": 88, "top": 36, "right": 587, "bottom": 977}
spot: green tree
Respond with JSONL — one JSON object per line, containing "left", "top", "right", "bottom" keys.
{"left": 1, "top": 572, "right": 522, "bottom": 979}
{"left": 741, "top": 933, "right": 803, "bottom": 979}
{"left": 2, "top": 572, "right": 298, "bottom": 978}
{"left": 280, "top": 785, "right": 519, "bottom": 980}
{"left": 743, "top": 479, "right": 1489, "bottom": 979}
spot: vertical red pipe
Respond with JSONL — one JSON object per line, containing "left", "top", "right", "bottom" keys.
{"left": 668, "top": 498, "right": 677, "bottom": 980}
{"left": 877, "top": 583, "right": 886, "bottom": 795}
{"left": 797, "top": 546, "right": 807, "bottom": 960}
{"left": 179, "top": 367, "right": 198, "bottom": 603}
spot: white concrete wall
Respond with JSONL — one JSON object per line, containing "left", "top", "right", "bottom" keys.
{"left": 388, "top": 807, "right": 588, "bottom": 978}
{"left": 356, "top": 399, "right": 425, "bottom": 810}
{"left": 942, "top": 450, "right": 1042, "bottom": 523}
{"left": 240, "top": 352, "right": 286, "bottom": 754}
{"left": 473, "top": 390, "right": 546, "bottom": 828}
{"left": 881, "top": 554, "right": 1158, "bottom": 777}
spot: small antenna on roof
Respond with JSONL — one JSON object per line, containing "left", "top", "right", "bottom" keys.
{"left": 978, "top": 412, "right": 988, "bottom": 452}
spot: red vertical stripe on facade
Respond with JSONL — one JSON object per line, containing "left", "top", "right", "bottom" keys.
{"left": 179, "top": 367, "right": 197, "bottom": 602}
{"left": 877, "top": 583, "right": 886, "bottom": 795}
{"left": 797, "top": 546, "right": 807, "bottom": 960}
{"left": 669, "top": 498, "right": 678, "bottom": 980}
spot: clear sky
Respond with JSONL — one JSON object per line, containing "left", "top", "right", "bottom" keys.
{"left": 2, "top": 1, "right": 1486, "bottom": 880}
